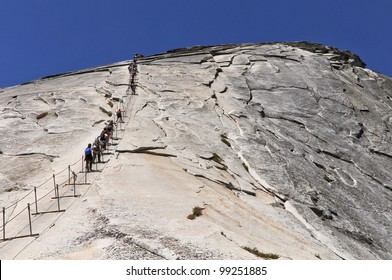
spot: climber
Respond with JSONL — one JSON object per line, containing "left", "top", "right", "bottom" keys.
{"left": 84, "top": 143, "right": 93, "bottom": 172}
{"left": 92, "top": 140, "right": 102, "bottom": 163}
{"left": 116, "top": 108, "right": 124, "bottom": 123}
{"left": 99, "top": 131, "right": 108, "bottom": 150}
{"left": 128, "top": 63, "right": 134, "bottom": 75}
{"left": 131, "top": 82, "right": 136, "bottom": 95}
{"left": 106, "top": 121, "right": 115, "bottom": 137}
{"left": 131, "top": 71, "right": 136, "bottom": 84}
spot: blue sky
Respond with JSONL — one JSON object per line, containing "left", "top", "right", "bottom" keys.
{"left": 1, "top": 0, "right": 391, "bottom": 87}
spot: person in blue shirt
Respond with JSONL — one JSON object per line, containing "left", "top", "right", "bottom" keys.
{"left": 85, "top": 143, "right": 93, "bottom": 172}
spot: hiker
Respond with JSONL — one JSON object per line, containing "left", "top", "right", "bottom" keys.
{"left": 131, "top": 82, "right": 136, "bottom": 95}
{"left": 99, "top": 131, "right": 108, "bottom": 150}
{"left": 116, "top": 108, "right": 123, "bottom": 123}
{"left": 128, "top": 63, "right": 133, "bottom": 75}
{"left": 103, "top": 126, "right": 111, "bottom": 139}
{"left": 92, "top": 141, "right": 102, "bottom": 163}
{"left": 128, "top": 61, "right": 137, "bottom": 75}
{"left": 84, "top": 143, "right": 93, "bottom": 172}
{"left": 131, "top": 71, "right": 136, "bottom": 84}
{"left": 106, "top": 121, "right": 115, "bottom": 137}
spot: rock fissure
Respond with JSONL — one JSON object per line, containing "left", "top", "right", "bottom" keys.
{"left": 116, "top": 146, "right": 176, "bottom": 158}
{"left": 262, "top": 54, "right": 301, "bottom": 63}
{"left": 151, "top": 119, "right": 168, "bottom": 137}
{"left": 317, "top": 150, "right": 353, "bottom": 164}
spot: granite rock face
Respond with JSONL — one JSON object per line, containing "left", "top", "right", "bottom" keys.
{"left": 0, "top": 42, "right": 391, "bottom": 259}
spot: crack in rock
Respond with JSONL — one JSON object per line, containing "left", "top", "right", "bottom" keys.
{"left": 116, "top": 146, "right": 177, "bottom": 158}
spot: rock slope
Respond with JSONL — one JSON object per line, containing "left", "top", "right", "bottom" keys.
{"left": 0, "top": 42, "right": 391, "bottom": 259}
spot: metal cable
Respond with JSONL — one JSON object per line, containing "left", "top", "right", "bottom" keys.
{"left": 34, "top": 187, "right": 54, "bottom": 203}
{"left": 3, "top": 205, "right": 28, "bottom": 225}
{"left": 34, "top": 176, "right": 53, "bottom": 189}
{"left": 2, "top": 158, "right": 84, "bottom": 211}
{"left": 1, "top": 73, "right": 135, "bottom": 244}
{"left": 5, "top": 189, "right": 34, "bottom": 210}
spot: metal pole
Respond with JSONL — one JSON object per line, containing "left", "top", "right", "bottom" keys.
{"left": 34, "top": 187, "right": 38, "bottom": 214}
{"left": 27, "top": 203, "right": 33, "bottom": 236}
{"left": 56, "top": 184, "right": 61, "bottom": 211}
{"left": 53, "top": 174, "right": 57, "bottom": 197}
{"left": 2, "top": 207, "right": 5, "bottom": 240}
{"left": 73, "top": 172, "right": 76, "bottom": 197}
{"left": 68, "top": 165, "right": 71, "bottom": 184}
{"left": 82, "top": 156, "right": 84, "bottom": 173}
{"left": 85, "top": 170, "right": 87, "bottom": 184}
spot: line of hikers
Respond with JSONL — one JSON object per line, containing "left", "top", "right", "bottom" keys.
{"left": 84, "top": 120, "right": 115, "bottom": 172}
{"left": 128, "top": 54, "right": 139, "bottom": 94}
{"left": 84, "top": 54, "right": 139, "bottom": 172}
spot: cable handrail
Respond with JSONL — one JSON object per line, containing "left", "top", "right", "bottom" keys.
{"left": 2, "top": 157, "right": 84, "bottom": 210}
{"left": 5, "top": 189, "right": 34, "bottom": 210}
{"left": 2, "top": 204, "right": 28, "bottom": 226}
{"left": 1, "top": 60, "right": 137, "bottom": 243}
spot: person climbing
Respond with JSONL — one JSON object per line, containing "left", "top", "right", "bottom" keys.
{"left": 92, "top": 141, "right": 102, "bottom": 164}
{"left": 84, "top": 143, "right": 93, "bottom": 172}
{"left": 103, "top": 126, "right": 111, "bottom": 139}
{"left": 128, "top": 63, "right": 134, "bottom": 75}
{"left": 131, "top": 71, "right": 136, "bottom": 84}
{"left": 105, "top": 121, "right": 115, "bottom": 139}
{"left": 131, "top": 82, "right": 136, "bottom": 95}
{"left": 99, "top": 131, "right": 108, "bottom": 150}
{"left": 116, "top": 108, "right": 124, "bottom": 123}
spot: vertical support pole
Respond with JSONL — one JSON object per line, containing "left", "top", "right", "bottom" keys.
{"left": 82, "top": 156, "right": 84, "bottom": 173}
{"left": 53, "top": 174, "right": 57, "bottom": 197}
{"left": 56, "top": 184, "right": 60, "bottom": 211}
{"left": 68, "top": 165, "right": 71, "bottom": 184}
{"left": 34, "top": 187, "right": 38, "bottom": 214}
{"left": 2, "top": 207, "right": 5, "bottom": 240}
{"left": 85, "top": 170, "right": 87, "bottom": 184}
{"left": 27, "top": 203, "right": 33, "bottom": 236}
{"left": 73, "top": 172, "right": 76, "bottom": 197}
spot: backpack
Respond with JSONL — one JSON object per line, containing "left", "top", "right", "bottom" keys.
{"left": 85, "top": 147, "right": 92, "bottom": 155}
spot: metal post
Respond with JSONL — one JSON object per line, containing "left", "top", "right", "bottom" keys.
{"left": 34, "top": 187, "right": 38, "bottom": 214}
{"left": 56, "top": 184, "right": 61, "bottom": 211}
{"left": 73, "top": 172, "right": 76, "bottom": 197}
{"left": 27, "top": 203, "right": 32, "bottom": 236}
{"left": 68, "top": 165, "right": 71, "bottom": 184}
{"left": 122, "top": 102, "right": 126, "bottom": 118}
{"left": 53, "top": 174, "right": 57, "bottom": 197}
{"left": 2, "top": 207, "right": 5, "bottom": 240}
{"left": 82, "top": 156, "right": 84, "bottom": 173}
{"left": 85, "top": 170, "right": 87, "bottom": 184}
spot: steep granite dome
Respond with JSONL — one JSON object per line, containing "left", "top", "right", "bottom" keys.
{"left": 0, "top": 42, "right": 391, "bottom": 259}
